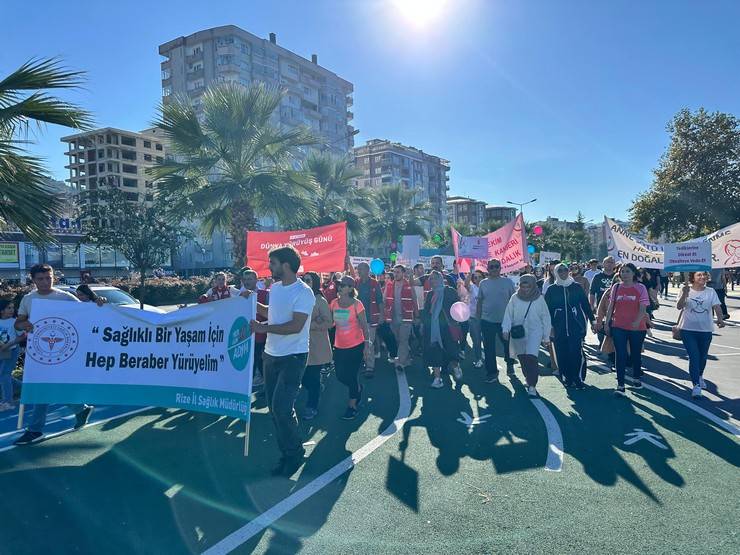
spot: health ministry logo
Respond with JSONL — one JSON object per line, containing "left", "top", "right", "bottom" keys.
{"left": 29, "top": 318, "right": 78, "bottom": 365}
{"left": 227, "top": 316, "right": 252, "bottom": 371}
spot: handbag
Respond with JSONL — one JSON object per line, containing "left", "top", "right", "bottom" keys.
{"left": 510, "top": 301, "right": 533, "bottom": 339}
{"left": 672, "top": 309, "right": 684, "bottom": 341}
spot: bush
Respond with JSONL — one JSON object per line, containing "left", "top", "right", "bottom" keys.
{"left": 111, "top": 274, "right": 239, "bottom": 306}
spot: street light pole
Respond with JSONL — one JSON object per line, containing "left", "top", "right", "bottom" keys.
{"left": 507, "top": 198, "right": 537, "bottom": 218}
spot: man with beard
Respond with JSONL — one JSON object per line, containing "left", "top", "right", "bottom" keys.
{"left": 590, "top": 256, "right": 617, "bottom": 366}
{"left": 244, "top": 246, "right": 315, "bottom": 476}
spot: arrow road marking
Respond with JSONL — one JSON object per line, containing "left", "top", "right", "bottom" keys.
{"left": 624, "top": 428, "right": 668, "bottom": 449}
{"left": 456, "top": 411, "right": 492, "bottom": 429}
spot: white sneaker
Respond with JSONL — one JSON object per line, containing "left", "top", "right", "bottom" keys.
{"left": 691, "top": 385, "right": 702, "bottom": 398}
{"left": 699, "top": 377, "right": 706, "bottom": 389}
{"left": 527, "top": 386, "right": 538, "bottom": 398}
{"left": 473, "top": 360, "right": 483, "bottom": 368}
{"left": 431, "top": 377, "right": 444, "bottom": 389}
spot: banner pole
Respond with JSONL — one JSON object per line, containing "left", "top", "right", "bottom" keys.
{"left": 17, "top": 404, "right": 24, "bottom": 429}
{"left": 243, "top": 418, "right": 250, "bottom": 457}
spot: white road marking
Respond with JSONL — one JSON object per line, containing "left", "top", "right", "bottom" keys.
{"left": 590, "top": 362, "right": 740, "bottom": 437}
{"left": 202, "top": 371, "right": 412, "bottom": 555}
{"left": 624, "top": 428, "right": 667, "bottom": 449}
{"left": 650, "top": 330, "right": 740, "bottom": 351}
{"left": 529, "top": 398, "right": 564, "bottom": 472}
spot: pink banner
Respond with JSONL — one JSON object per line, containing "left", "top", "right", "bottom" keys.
{"left": 452, "top": 214, "right": 528, "bottom": 274}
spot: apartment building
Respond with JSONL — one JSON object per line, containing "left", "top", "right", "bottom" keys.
{"left": 485, "top": 205, "right": 517, "bottom": 223}
{"left": 353, "top": 139, "right": 450, "bottom": 234}
{"left": 159, "top": 25, "right": 355, "bottom": 154}
{"left": 62, "top": 127, "right": 167, "bottom": 203}
{"left": 447, "top": 196, "right": 487, "bottom": 229}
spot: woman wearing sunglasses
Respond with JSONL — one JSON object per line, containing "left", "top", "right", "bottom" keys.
{"left": 330, "top": 276, "right": 372, "bottom": 419}
{"left": 545, "top": 263, "right": 595, "bottom": 389}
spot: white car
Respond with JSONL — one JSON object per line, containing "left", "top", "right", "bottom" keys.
{"left": 60, "top": 286, "right": 166, "bottom": 313}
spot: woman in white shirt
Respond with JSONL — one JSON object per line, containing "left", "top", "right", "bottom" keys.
{"left": 676, "top": 271, "right": 725, "bottom": 398}
{"left": 502, "top": 274, "right": 552, "bottom": 398}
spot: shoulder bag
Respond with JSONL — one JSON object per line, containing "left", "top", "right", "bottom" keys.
{"left": 510, "top": 301, "right": 533, "bottom": 339}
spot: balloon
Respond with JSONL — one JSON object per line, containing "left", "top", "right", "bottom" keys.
{"left": 390, "top": 252, "right": 398, "bottom": 262}
{"left": 370, "top": 258, "right": 385, "bottom": 275}
{"left": 527, "top": 245, "right": 536, "bottom": 254}
{"left": 450, "top": 301, "right": 470, "bottom": 323}
{"left": 533, "top": 225, "right": 543, "bottom": 236}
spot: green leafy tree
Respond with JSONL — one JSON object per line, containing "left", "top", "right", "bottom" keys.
{"left": 630, "top": 108, "right": 740, "bottom": 240}
{"left": 150, "top": 82, "right": 319, "bottom": 263}
{"left": 78, "top": 188, "right": 190, "bottom": 308}
{"left": 366, "top": 184, "right": 430, "bottom": 250}
{"left": 0, "top": 58, "right": 92, "bottom": 243}
{"left": 300, "top": 152, "right": 375, "bottom": 239}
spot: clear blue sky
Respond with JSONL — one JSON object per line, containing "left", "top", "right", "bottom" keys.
{"left": 4, "top": 0, "right": 740, "bottom": 224}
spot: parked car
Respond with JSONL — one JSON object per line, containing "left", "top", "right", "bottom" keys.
{"left": 59, "top": 286, "right": 166, "bottom": 313}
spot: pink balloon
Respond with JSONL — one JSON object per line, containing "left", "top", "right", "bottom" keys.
{"left": 533, "top": 225, "right": 543, "bottom": 236}
{"left": 450, "top": 301, "right": 470, "bottom": 323}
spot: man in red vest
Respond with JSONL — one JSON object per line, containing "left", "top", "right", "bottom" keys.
{"left": 355, "top": 262, "right": 385, "bottom": 377}
{"left": 384, "top": 264, "right": 418, "bottom": 370}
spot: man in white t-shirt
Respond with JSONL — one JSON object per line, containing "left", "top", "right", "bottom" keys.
{"left": 584, "top": 259, "right": 600, "bottom": 285}
{"left": 244, "top": 246, "right": 315, "bottom": 476}
{"left": 13, "top": 264, "right": 94, "bottom": 445}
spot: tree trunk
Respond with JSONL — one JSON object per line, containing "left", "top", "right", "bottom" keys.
{"left": 139, "top": 269, "right": 146, "bottom": 310}
{"left": 230, "top": 200, "right": 257, "bottom": 268}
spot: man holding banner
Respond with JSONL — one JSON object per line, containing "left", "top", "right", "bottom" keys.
{"left": 14, "top": 264, "right": 94, "bottom": 445}
{"left": 245, "top": 246, "right": 316, "bottom": 476}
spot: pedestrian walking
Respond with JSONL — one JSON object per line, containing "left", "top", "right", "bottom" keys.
{"left": 300, "top": 272, "right": 332, "bottom": 420}
{"left": 422, "top": 271, "right": 463, "bottom": 389}
{"left": 708, "top": 268, "right": 730, "bottom": 320}
{"left": 464, "top": 270, "right": 485, "bottom": 368}
{"left": 384, "top": 265, "right": 417, "bottom": 370}
{"left": 675, "top": 272, "right": 726, "bottom": 398}
{"left": 502, "top": 274, "right": 552, "bottom": 397}
{"left": 354, "top": 262, "right": 385, "bottom": 378}
{"left": 0, "top": 300, "right": 23, "bottom": 411}
{"left": 477, "top": 259, "right": 516, "bottom": 383}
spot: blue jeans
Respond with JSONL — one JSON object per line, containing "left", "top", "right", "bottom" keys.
{"left": 681, "top": 330, "right": 713, "bottom": 386}
{"left": 0, "top": 349, "right": 19, "bottom": 404}
{"left": 612, "top": 328, "right": 646, "bottom": 387}
{"left": 28, "top": 403, "right": 86, "bottom": 433}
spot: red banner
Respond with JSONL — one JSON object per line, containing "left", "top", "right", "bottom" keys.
{"left": 245, "top": 222, "right": 347, "bottom": 276}
{"left": 453, "top": 214, "right": 528, "bottom": 274}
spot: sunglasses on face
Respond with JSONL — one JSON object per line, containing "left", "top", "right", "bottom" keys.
{"left": 488, "top": 265, "right": 500, "bottom": 270}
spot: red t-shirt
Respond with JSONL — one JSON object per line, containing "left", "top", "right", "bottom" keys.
{"left": 611, "top": 283, "right": 650, "bottom": 331}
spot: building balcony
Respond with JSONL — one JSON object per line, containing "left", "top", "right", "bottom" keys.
{"left": 347, "top": 110, "right": 354, "bottom": 120}
{"left": 346, "top": 95, "right": 353, "bottom": 107}
{"left": 187, "top": 68, "right": 204, "bottom": 80}
{"left": 187, "top": 87, "right": 205, "bottom": 98}
{"left": 186, "top": 51, "right": 203, "bottom": 65}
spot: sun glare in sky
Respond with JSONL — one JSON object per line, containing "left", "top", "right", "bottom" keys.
{"left": 392, "top": 0, "right": 449, "bottom": 29}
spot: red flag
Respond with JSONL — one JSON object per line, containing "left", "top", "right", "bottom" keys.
{"left": 245, "top": 222, "right": 347, "bottom": 277}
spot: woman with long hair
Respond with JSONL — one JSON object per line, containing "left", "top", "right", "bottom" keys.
{"left": 604, "top": 263, "right": 650, "bottom": 396}
{"left": 676, "top": 271, "right": 726, "bottom": 398}
{"left": 330, "top": 276, "right": 372, "bottom": 419}
{"left": 422, "top": 271, "right": 462, "bottom": 389}
{"left": 300, "top": 272, "right": 332, "bottom": 420}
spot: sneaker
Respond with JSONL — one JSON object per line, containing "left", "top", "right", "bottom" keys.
{"left": 74, "top": 406, "right": 93, "bottom": 430}
{"left": 484, "top": 375, "right": 498, "bottom": 384}
{"left": 614, "top": 386, "right": 627, "bottom": 397}
{"left": 431, "top": 377, "right": 444, "bottom": 389}
{"left": 452, "top": 366, "right": 463, "bottom": 381}
{"left": 375, "top": 351, "right": 381, "bottom": 359}
{"left": 631, "top": 380, "right": 643, "bottom": 389}
{"left": 13, "top": 430, "right": 43, "bottom": 445}
{"left": 473, "top": 360, "right": 483, "bottom": 368}
{"left": 691, "top": 385, "right": 702, "bottom": 398}
{"left": 302, "top": 407, "right": 318, "bottom": 420}
{"left": 527, "top": 386, "right": 539, "bottom": 398}
{"left": 342, "top": 406, "right": 358, "bottom": 419}
{"left": 699, "top": 377, "right": 706, "bottom": 389}
{"left": 387, "top": 356, "right": 398, "bottom": 365}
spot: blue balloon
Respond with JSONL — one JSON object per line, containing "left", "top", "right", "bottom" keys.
{"left": 370, "top": 258, "right": 385, "bottom": 275}
{"left": 527, "top": 245, "right": 536, "bottom": 254}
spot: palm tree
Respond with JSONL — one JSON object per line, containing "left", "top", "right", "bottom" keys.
{"left": 301, "top": 152, "right": 375, "bottom": 239}
{"left": 0, "top": 58, "right": 92, "bottom": 243}
{"left": 366, "top": 184, "right": 431, "bottom": 250}
{"left": 150, "top": 82, "right": 319, "bottom": 262}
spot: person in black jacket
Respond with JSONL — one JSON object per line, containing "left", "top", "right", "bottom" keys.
{"left": 545, "top": 263, "right": 596, "bottom": 389}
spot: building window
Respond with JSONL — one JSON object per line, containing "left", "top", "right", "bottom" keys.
{"left": 122, "top": 164, "right": 137, "bottom": 174}
{"left": 162, "top": 86, "right": 172, "bottom": 97}
{"left": 155, "top": 144, "right": 163, "bottom": 151}
{"left": 62, "top": 244, "right": 79, "bottom": 268}
{"left": 121, "top": 150, "right": 136, "bottom": 161}
{"left": 161, "top": 68, "right": 170, "bottom": 80}
{"left": 25, "top": 243, "right": 40, "bottom": 267}
{"left": 120, "top": 136, "right": 136, "bottom": 147}
{"left": 144, "top": 154, "right": 152, "bottom": 162}
{"left": 143, "top": 140, "right": 151, "bottom": 148}
{"left": 122, "top": 178, "right": 138, "bottom": 188}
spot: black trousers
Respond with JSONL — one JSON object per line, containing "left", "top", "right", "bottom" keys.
{"left": 263, "top": 352, "right": 308, "bottom": 458}
{"left": 481, "top": 320, "right": 513, "bottom": 377}
{"left": 553, "top": 334, "right": 587, "bottom": 385}
{"left": 376, "top": 322, "right": 398, "bottom": 358}
{"left": 301, "top": 364, "right": 322, "bottom": 410}
{"left": 715, "top": 288, "right": 728, "bottom": 317}
{"left": 335, "top": 343, "right": 364, "bottom": 401}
